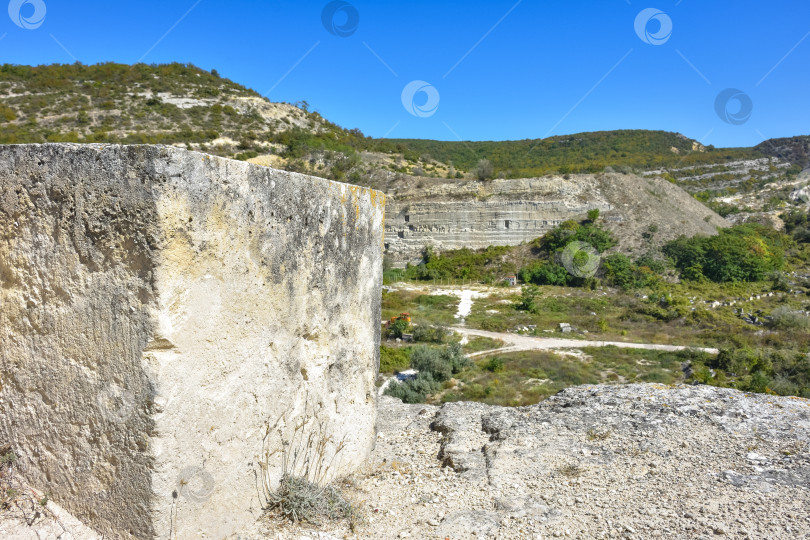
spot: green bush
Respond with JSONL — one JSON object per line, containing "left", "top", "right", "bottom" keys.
{"left": 700, "top": 347, "right": 810, "bottom": 397}
{"left": 484, "top": 357, "right": 504, "bottom": 372}
{"left": 634, "top": 253, "right": 666, "bottom": 274}
{"left": 520, "top": 262, "right": 569, "bottom": 286}
{"left": 769, "top": 307, "right": 810, "bottom": 332}
{"left": 664, "top": 224, "right": 788, "bottom": 282}
{"left": 410, "top": 344, "right": 469, "bottom": 382}
{"left": 412, "top": 324, "right": 449, "bottom": 343}
{"left": 385, "top": 343, "right": 471, "bottom": 403}
{"left": 380, "top": 345, "right": 411, "bottom": 373}
{"left": 713, "top": 347, "right": 761, "bottom": 375}
{"left": 388, "top": 318, "right": 410, "bottom": 339}
{"left": 602, "top": 253, "right": 659, "bottom": 290}
{"left": 543, "top": 220, "right": 617, "bottom": 253}
{"left": 384, "top": 372, "right": 440, "bottom": 403}
{"left": 516, "top": 285, "right": 542, "bottom": 313}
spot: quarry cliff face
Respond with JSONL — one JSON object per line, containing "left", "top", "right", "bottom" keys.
{"left": 384, "top": 173, "right": 728, "bottom": 261}
{"left": 0, "top": 144, "right": 384, "bottom": 539}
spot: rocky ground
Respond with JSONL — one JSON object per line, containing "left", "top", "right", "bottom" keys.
{"left": 3, "top": 383, "right": 810, "bottom": 539}
{"left": 249, "top": 383, "right": 810, "bottom": 539}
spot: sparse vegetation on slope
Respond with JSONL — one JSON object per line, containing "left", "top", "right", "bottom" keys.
{"left": 2, "top": 62, "right": 804, "bottom": 200}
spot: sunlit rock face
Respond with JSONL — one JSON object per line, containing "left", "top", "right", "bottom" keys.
{"left": 0, "top": 144, "right": 384, "bottom": 539}
{"left": 384, "top": 174, "right": 727, "bottom": 262}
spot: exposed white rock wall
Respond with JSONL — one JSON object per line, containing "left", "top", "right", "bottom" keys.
{"left": 0, "top": 144, "right": 385, "bottom": 539}
{"left": 384, "top": 173, "right": 726, "bottom": 261}
{"left": 385, "top": 199, "right": 610, "bottom": 258}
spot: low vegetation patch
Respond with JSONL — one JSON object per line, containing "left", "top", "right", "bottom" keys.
{"left": 380, "top": 345, "right": 411, "bottom": 373}
{"left": 384, "top": 344, "right": 470, "bottom": 403}
{"left": 689, "top": 347, "right": 810, "bottom": 397}
{"left": 557, "top": 463, "right": 585, "bottom": 478}
{"left": 396, "top": 245, "right": 515, "bottom": 283}
{"left": 0, "top": 445, "right": 54, "bottom": 524}
{"left": 440, "top": 348, "right": 690, "bottom": 407}
{"left": 461, "top": 335, "right": 505, "bottom": 354}
{"left": 260, "top": 402, "right": 361, "bottom": 530}
{"left": 265, "top": 475, "right": 358, "bottom": 526}
{"left": 381, "top": 290, "right": 459, "bottom": 327}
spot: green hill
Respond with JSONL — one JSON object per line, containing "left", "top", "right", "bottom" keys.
{"left": 0, "top": 62, "right": 804, "bottom": 187}
{"left": 0, "top": 62, "right": 369, "bottom": 163}
{"left": 383, "top": 131, "right": 763, "bottom": 177}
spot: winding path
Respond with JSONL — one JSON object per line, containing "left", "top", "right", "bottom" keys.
{"left": 453, "top": 326, "right": 719, "bottom": 357}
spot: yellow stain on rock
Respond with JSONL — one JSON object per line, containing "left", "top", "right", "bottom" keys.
{"left": 324, "top": 181, "right": 386, "bottom": 245}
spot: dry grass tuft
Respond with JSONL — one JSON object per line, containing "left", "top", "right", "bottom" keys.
{"left": 259, "top": 397, "right": 362, "bottom": 529}
{"left": 265, "top": 475, "right": 359, "bottom": 526}
{"left": 558, "top": 463, "right": 585, "bottom": 477}
{"left": 586, "top": 427, "right": 612, "bottom": 441}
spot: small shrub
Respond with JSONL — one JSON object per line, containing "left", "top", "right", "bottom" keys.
{"left": 770, "top": 272, "right": 791, "bottom": 292}
{"left": 516, "top": 285, "right": 542, "bottom": 312}
{"left": 266, "top": 475, "right": 357, "bottom": 525}
{"left": 479, "top": 317, "right": 510, "bottom": 332}
{"left": 386, "top": 344, "right": 471, "bottom": 403}
{"left": 586, "top": 428, "right": 612, "bottom": 441}
{"left": 770, "top": 307, "right": 810, "bottom": 332}
{"left": 484, "top": 357, "right": 504, "bottom": 372}
{"left": 475, "top": 159, "right": 494, "bottom": 181}
{"left": 260, "top": 400, "right": 359, "bottom": 528}
{"left": 558, "top": 463, "right": 584, "bottom": 477}
{"left": 380, "top": 345, "right": 411, "bottom": 373}
{"left": 412, "top": 324, "right": 449, "bottom": 343}
{"left": 410, "top": 343, "right": 469, "bottom": 382}
{"left": 384, "top": 372, "right": 440, "bottom": 403}
{"left": 596, "top": 318, "right": 609, "bottom": 332}
{"left": 388, "top": 318, "right": 410, "bottom": 339}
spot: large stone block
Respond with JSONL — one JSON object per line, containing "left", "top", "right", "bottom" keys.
{"left": 0, "top": 144, "right": 385, "bottom": 538}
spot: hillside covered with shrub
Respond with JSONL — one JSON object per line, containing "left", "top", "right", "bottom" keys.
{"left": 2, "top": 62, "right": 805, "bottom": 185}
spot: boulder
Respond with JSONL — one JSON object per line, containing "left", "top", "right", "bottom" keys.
{"left": 0, "top": 144, "right": 385, "bottom": 539}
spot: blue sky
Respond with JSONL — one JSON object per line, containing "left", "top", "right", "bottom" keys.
{"left": 3, "top": 0, "right": 809, "bottom": 147}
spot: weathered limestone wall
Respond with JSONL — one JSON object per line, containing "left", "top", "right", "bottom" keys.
{"left": 0, "top": 144, "right": 384, "bottom": 539}
{"left": 384, "top": 174, "right": 727, "bottom": 262}
{"left": 384, "top": 176, "right": 612, "bottom": 261}
{"left": 385, "top": 199, "right": 609, "bottom": 259}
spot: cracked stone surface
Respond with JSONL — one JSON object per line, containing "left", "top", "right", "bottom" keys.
{"left": 0, "top": 144, "right": 384, "bottom": 539}
{"left": 243, "top": 383, "right": 810, "bottom": 539}
{"left": 5, "top": 377, "right": 810, "bottom": 538}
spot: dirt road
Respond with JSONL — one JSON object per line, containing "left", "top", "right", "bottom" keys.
{"left": 454, "top": 326, "right": 719, "bottom": 357}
